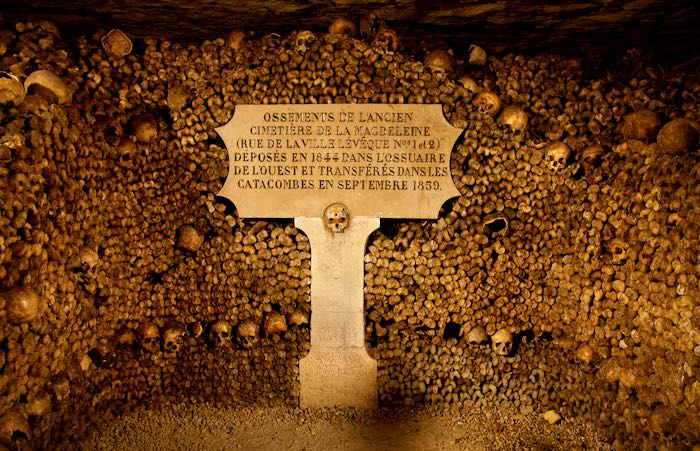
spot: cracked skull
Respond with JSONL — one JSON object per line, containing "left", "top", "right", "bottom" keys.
{"left": 162, "top": 322, "right": 187, "bottom": 353}
{"left": 209, "top": 320, "right": 232, "bottom": 348}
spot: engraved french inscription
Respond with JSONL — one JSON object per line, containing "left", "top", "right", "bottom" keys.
{"left": 216, "top": 104, "right": 463, "bottom": 219}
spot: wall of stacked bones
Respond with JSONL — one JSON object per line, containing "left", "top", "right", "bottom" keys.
{"left": 0, "top": 15, "right": 698, "bottom": 450}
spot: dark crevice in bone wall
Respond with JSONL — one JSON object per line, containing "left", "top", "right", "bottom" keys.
{"left": 0, "top": 12, "right": 699, "bottom": 451}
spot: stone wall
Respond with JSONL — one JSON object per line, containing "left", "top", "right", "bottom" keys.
{"left": 0, "top": 17, "right": 698, "bottom": 449}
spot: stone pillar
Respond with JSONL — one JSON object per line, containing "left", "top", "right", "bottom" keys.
{"left": 294, "top": 216, "right": 379, "bottom": 409}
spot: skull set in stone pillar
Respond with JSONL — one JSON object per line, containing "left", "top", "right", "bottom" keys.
{"left": 324, "top": 203, "right": 350, "bottom": 233}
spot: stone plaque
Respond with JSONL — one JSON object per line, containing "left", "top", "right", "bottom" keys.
{"left": 216, "top": 104, "right": 463, "bottom": 219}
{"left": 216, "top": 104, "right": 464, "bottom": 409}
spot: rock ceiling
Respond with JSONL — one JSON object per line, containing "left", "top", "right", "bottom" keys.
{"left": 2, "top": 0, "right": 700, "bottom": 64}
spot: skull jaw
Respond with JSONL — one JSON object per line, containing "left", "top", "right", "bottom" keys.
{"left": 236, "top": 336, "right": 259, "bottom": 349}
{"left": 493, "top": 344, "right": 513, "bottom": 356}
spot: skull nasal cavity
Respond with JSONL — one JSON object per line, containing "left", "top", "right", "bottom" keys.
{"left": 12, "top": 430, "right": 29, "bottom": 441}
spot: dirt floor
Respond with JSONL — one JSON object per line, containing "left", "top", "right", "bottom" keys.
{"left": 79, "top": 403, "right": 609, "bottom": 450}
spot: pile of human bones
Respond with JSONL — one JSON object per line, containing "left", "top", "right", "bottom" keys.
{"left": 0, "top": 14, "right": 698, "bottom": 449}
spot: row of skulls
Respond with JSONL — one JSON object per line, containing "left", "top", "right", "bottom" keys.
{"left": 466, "top": 325, "right": 597, "bottom": 370}
{"left": 91, "top": 310, "right": 309, "bottom": 366}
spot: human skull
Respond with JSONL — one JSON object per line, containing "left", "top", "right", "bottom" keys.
{"left": 545, "top": 141, "right": 571, "bottom": 171}
{"left": 129, "top": 113, "right": 158, "bottom": 143}
{"left": 328, "top": 17, "right": 357, "bottom": 36}
{"left": 24, "top": 69, "right": 72, "bottom": 104}
{"left": 188, "top": 321, "right": 204, "bottom": 339}
{"left": 373, "top": 27, "right": 401, "bottom": 52}
{"left": 579, "top": 144, "right": 606, "bottom": 172}
{"left": 466, "top": 325, "right": 489, "bottom": 344}
{"left": 621, "top": 109, "right": 661, "bottom": 141}
{"left": 2, "top": 286, "right": 42, "bottom": 324}
{"left": 49, "top": 373, "right": 71, "bottom": 403}
{"left": 263, "top": 312, "right": 288, "bottom": 337}
{"left": 473, "top": 90, "right": 501, "bottom": 117}
{"left": 424, "top": 49, "right": 453, "bottom": 73}
{"left": 0, "top": 71, "right": 25, "bottom": 105}
{"left": 236, "top": 321, "right": 260, "bottom": 349}
{"left": 90, "top": 337, "right": 117, "bottom": 368}
{"left": 176, "top": 224, "right": 204, "bottom": 252}
{"left": 287, "top": 309, "right": 309, "bottom": 327}
{"left": 167, "top": 85, "right": 191, "bottom": 112}
{"left": 458, "top": 76, "right": 480, "bottom": 94}
{"left": 468, "top": 44, "right": 487, "bottom": 66}
{"left": 79, "top": 246, "right": 100, "bottom": 268}
{"left": 162, "top": 322, "right": 187, "bottom": 353}
{"left": 23, "top": 390, "right": 52, "bottom": 418}
{"left": 575, "top": 343, "right": 596, "bottom": 365}
{"left": 656, "top": 118, "right": 699, "bottom": 155}
{"left": 0, "top": 408, "right": 31, "bottom": 447}
{"left": 137, "top": 321, "right": 161, "bottom": 353}
{"left": 497, "top": 106, "right": 528, "bottom": 133}
{"left": 324, "top": 203, "right": 350, "bottom": 233}
{"left": 114, "top": 328, "right": 137, "bottom": 350}
{"left": 117, "top": 138, "right": 137, "bottom": 169}
{"left": 605, "top": 238, "right": 628, "bottom": 265}
{"left": 295, "top": 30, "right": 316, "bottom": 54}
{"left": 225, "top": 29, "right": 247, "bottom": 50}
{"left": 209, "top": 320, "right": 232, "bottom": 348}
{"left": 101, "top": 28, "right": 132, "bottom": 58}
{"left": 359, "top": 11, "right": 385, "bottom": 40}
{"left": 491, "top": 329, "right": 514, "bottom": 356}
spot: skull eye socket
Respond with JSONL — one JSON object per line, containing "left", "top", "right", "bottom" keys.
{"left": 221, "top": 331, "right": 229, "bottom": 338}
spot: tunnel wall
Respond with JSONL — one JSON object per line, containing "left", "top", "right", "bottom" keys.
{"left": 0, "top": 18, "right": 698, "bottom": 449}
